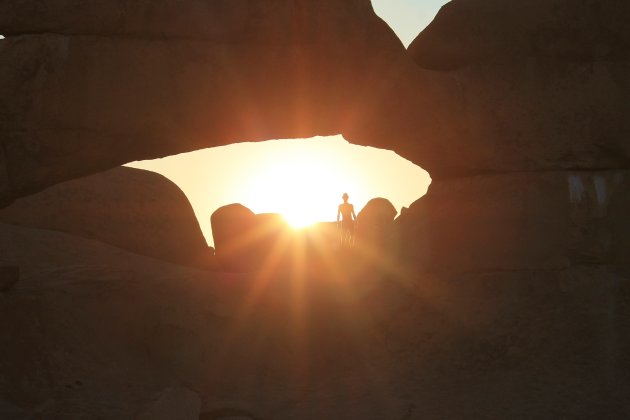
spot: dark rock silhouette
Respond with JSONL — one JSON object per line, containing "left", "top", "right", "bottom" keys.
{"left": 136, "top": 387, "right": 201, "bottom": 420}
{"left": 0, "top": 0, "right": 629, "bottom": 418}
{"left": 2, "top": 0, "right": 628, "bottom": 201}
{"left": 211, "top": 207, "right": 297, "bottom": 272}
{"left": 356, "top": 198, "right": 397, "bottom": 253}
{"left": 409, "top": 0, "right": 630, "bottom": 70}
{"left": 0, "top": 266, "right": 19, "bottom": 293}
{"left": 210, "top": 204, "right": 257, "bottom": 271}
{"left": 397, "top": 171, "right": 630, "bottom": 274}
{"left": 2, "top": 221, "right": 628, "bottom": 419}
{"left": 0, "top": 167, "right": 214, "bottom": 269}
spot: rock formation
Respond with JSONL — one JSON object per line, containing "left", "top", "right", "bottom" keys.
{"left": 396, "top": 0, "right": 630, "bottom": 273}
{"left": 0, "top": 222, "right": 418, "bottom": 419}
{"left": 0, "top": 0, "right": 447, "bottom": 204}
{"left": 0, "top": 0, "right": 629, "bottom": 418}
{"left": 0, "top": 166, "right": 214, "bottom": 269}
{"left": 211, "top": 206, "right": 300, "bottom": 272}
{"left": 1, "top": 1, "right": 628, "bottom": 202}
{"left": 398, "top": 171, "right": 630, "bottom": 273}
{"left": 393, "top": 1, "right": 630, "bottom": 416}
{"left": 211, "top": 204, "right": 257, "bottom": 271}
{"left": 356, "top": 197, "right": 397, "bottom": 253}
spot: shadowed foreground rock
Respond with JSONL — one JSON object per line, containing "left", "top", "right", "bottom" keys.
{"left": 397, "top": 171, "right": 630, "bottom": 274}
{"left": 0, "top": 266, "right": 19, "bottom": 293}
{"left": 356, "top": 197, "right": 397, "bottom": 253}
{"left": 1, "top": 222, "right": 628, "bottom": 419}
{"left": 0, "top": 167, "right": 214, "bottom": 269}
{"left": 210, "top": 204, "right": 257, "bottom": 271}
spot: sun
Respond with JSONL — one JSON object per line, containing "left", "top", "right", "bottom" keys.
{"left": 237, "top": 142, "right": 359, "bottom": 228}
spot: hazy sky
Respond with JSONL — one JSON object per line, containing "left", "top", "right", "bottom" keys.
{"left": 371, "top": 0, "right": 449, "bottom": 47}
{"left": 128, "top": 1, "right": 449, "bottom": 245}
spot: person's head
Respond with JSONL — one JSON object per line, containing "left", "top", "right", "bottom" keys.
{"left": 342, "top": 192, "right": 349, "bottom": 203}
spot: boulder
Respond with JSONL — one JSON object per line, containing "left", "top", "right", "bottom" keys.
{"left": 409, "top": 0, "right": 630, "bottom": 70}
{"left": 211, "top": 204, "right": 257, "bottom": 271}
{"left": 1, "top": 0, "right": 630, "bottom": 417}
{"left": 2, "top": 1, "right": 628, "bottom": 197}
{"left": 0, "top": 167, "right": 214, "bottom": 269}
{"left": 211, "top": 208, "right": 296, "bottom": 272}
{"left": 397, "top": 171, "right": 630, "bottom": 274}
{"left": 356, "top": 198, "right": 397, "bottom": 252}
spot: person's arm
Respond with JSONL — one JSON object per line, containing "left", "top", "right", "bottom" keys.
{"left": 337, "top": 206, "right": 341, "bottom": 223}
{"left": 351, "top": 205, "right": 357, "bottom": 221}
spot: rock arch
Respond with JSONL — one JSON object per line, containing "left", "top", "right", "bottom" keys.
{"left": 1, "top": 1, "right": 630, "bottom": 417}
{"left": 0, "top": 0, "right": 455, "bottom": 206}
{"left": 1, "top": 0, "right": 629, "bottom": 270}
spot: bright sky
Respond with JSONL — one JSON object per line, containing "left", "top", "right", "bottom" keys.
{"left": 127, "top": 1, "right": 449, "bottom": 245}
{"left": 371, "top": 0, "right": 449, "bottom": 47}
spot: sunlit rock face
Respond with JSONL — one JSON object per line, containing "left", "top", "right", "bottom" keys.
{"left": 0, "top": 167, "right": 214, "bottom": 269}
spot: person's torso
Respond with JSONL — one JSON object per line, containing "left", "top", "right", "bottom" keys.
{"left": 339, "top": 203, "right": 353, "bottom": 220}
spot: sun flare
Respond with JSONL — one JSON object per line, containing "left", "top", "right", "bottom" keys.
{"left": 127, "top": 135, "right": 431, "bottom": 245}
{"left": 239, "top": 152, "right": 354, "bottom": 228}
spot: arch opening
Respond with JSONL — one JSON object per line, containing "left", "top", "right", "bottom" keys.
{"left": 126, "top": 135, "right": 430, "bottom": 247}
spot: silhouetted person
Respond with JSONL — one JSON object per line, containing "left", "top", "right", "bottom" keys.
{"left": 337, "top": 193, "right": 357, "bottom": 248}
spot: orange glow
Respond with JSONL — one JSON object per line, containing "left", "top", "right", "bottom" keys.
{"left": 238, "top": 147, "right": 358, "bottom": 228}
{"left": 126, "top": 135, "right": 430, "bottom": 245}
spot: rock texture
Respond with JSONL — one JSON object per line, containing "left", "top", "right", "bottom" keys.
{"left": 397, "top": 171, "right": 630, "bottom": 274}
{"left": 0, "top": 166, "right": 214, "bottom": 269}
{"left": 1, "top": 222, "right": 628, "bottom": 419}
{"left": 0, "top": 266, "right": 19, "bottom": 293}
{"left": 394, "top": 2, "right": 630, "bottom": 415}
{"left": 0, "top": 1, "right": 376, "bottom": 40}
{"left": 409, "top": 0, "right": 630, "bottom": 70}
{"left": 136, "top": 387, "right": 201, "bottom": 420}
{"left": 0, "top": 0, "right": 446, "bottom": 203}
{"left": 392, "top": 0, "right": 630, "bottom": 272}
{"left": 1, "top": 0, "right": 630, "bottom": 418}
